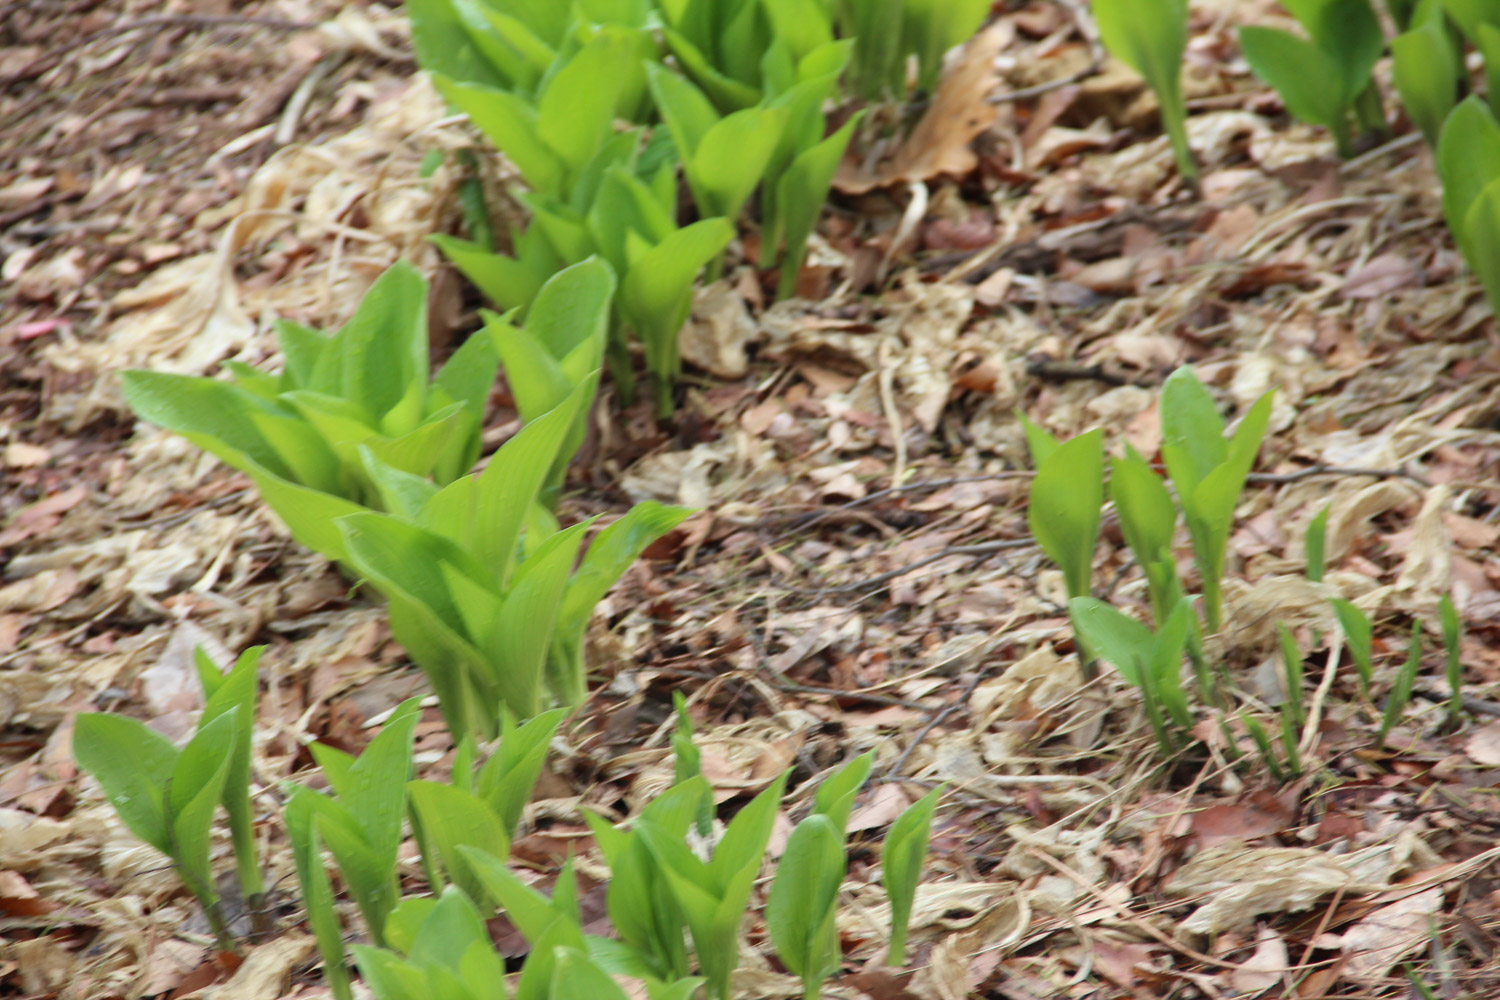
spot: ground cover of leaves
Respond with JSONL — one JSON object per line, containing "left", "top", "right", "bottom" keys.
{"left": 2, "top": 1, "right": 1499, "bottom": 998}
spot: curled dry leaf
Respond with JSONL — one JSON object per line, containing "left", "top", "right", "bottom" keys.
{"left": 834, "top": 22, "right": 1010, "bottom": 194}
{"left": 1162, "top": 845, "right": 1364, "bottom": 936}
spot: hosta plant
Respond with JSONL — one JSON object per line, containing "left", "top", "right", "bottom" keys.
{"left": 340, "top": 386, "right": 692, "bottom": 738}
{"left": 1392, "top": 9, "right": 1462, "bottom": 145}
{"left": 284, "top": 698, "right": 422, "bottom": 1000}
{"left": 1158, "top": 367, "right": 1273, "bottom": 635}
{"left": 479, "top": 257, "right": 615, "bottom": 505}
{"left": 1069, "top": 597, "right": 1196, "bottom": 754}
{"left": 121, "top": 262, "right": 497, "bottom": 562}
{"left": 1437, "top": 97, "right": 1500, "bottom": 318}
{"left": 1093, "top": 0, "right": 1198, "bottom": 179}
{"left": 1237, "top": 0, "right": 1387, "bottom": 157}
{"left": 407, "top": 708, "right": 567, "bottom": 899}
{"left": 73, "top": 696, "right": 245, "bottom": 950}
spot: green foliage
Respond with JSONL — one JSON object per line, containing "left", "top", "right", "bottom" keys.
{"left": 121, "top": 262, "right": 496, "bottom": 562}
{"left": 882, "top": 785, "right": 941, "bottom": 966}
{"left": 829, "top": 0, "right": 990, "bottom": 100}
{"left": 766, "top": 815, "right": 844, "bottom": 1000}
{"left": 1027, "top": 429, "right": 1105, "bottom": 605}
{"left": 1437, "top": 98, "right": 1500, "bottom": 322}
{"left": 1305, "top": 503, "right": 1331, "bottom": 583}
{"left": 1093, "top": 0, "right": 1198, "bottom": 179}
{"left": 283, "top": 699, "right": 423, "bottom": 949}
{"left": 1379, "top": 623, "right": 1424, "bottom": 745}
{"left": 339, "top": 385, "right": 691, "bottom": 738}
{"left": 634, "top": 774, "right": 789, "bottom": 1000}
{"left": 1159, "top": 367, "right": 1273, "bottom": 634}
{"left": 194, "top": 646, "right": 265, "bottom": 904}
{"left": 1110, "top": 445, "right": 1185, "bottom": 624}
{"left": 73, "top": 708, "right": 240, "bottom": 950}
{"left": 1331, "top": 598, "right": 1375, "bottom": 698}
{"left": 1439, "top": 594, "right": 1464, "bottom": 725}
{"left": 408, "top": 709, "right": 566, "bottom": 899}
{"left": 1070, "top": 597, "right": 1196, "bottom": 753}
{"left": 1238, "top": 0, "right": 1386, "bottom": 157}
{"left": 480, "top": 258, "right": 616, "bottom": 504}
{"left": 353, "top": 888, "right": 510, "bottom": 1000}
{"left": 1392, "top": 12, "right": 1462, "bottom": 145}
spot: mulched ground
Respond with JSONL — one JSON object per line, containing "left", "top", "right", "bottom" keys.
{"left": 3, "top": 1, "right": 1499, "bottom": 998}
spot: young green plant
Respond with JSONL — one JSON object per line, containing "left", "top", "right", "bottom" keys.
{"left": 339, "top": 385, "right": 691, "bottom": 738}
{"left": 407, "top": 708, "right": 566, "bottom": 900}
{"left": 1092, "top": 0, "right": 1198, "bottom": 179}
{"left": 1238, "top": 0, "right": 1386, "bottom": 157}
{"left": 1392, "top": 9, "right": 1462, "bottom": 145}
{"left": 1069, "top": 597, "right": 1196, "bottom": 754}
{"left": 1439, "top": 593, "right": 1464, "bottom": 726}
{"left": 73, "top": 708, "right": 241, "bottom": 951}
{"left": 1331, "top": 597, "right": 1375, "bottom": 699}
{"left": 881, "top": 786, "right": 941, "bottom": 966}
{"left": 764, "top": 752, "right": 871, "bottom": 999}
{"left": 1438, "top": 97, "right": 1500, "bottom": 321}
{"left": 479, "top": 257, "right": 615, "bottom": 505}
{"left": 193, "top": 646, "right": 265, "bottom": 919}
{"left": 121, "top": 262, "right": 497, "bottom": 563}
{"left": 283, "top": 698, "right": 422, "bottom": 952}
{"left": 1379, "top": 623, "right": 1424, "bottom": 746}
{"left": 1158, "top": 366, "right": 1273, "bottom": 634}
{"left": 633, "top": 773, "right": 790, "bottom": 1000}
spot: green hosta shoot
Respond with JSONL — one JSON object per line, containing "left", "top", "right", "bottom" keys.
{"left": 1070, "top": 597, "right": 1196, "bottom": 753}
{"left": 1158, "top": 367, "right": 1273, "bottom": 634}
{"left": 634, "top": 773, "right": 790, "bottom": 1000}
{"left": 283, "top": 698, "right": 422, "bottom": 951}
{"left": 1237, "top": 0, "right": 1386, "bottom": 158}
{"left": 73, "top": 708, "right": 240, "bottom": 951}
{"left": 1306, "top": 504, "right": 1331, "bottom": 583}
{"left": 480, "top": 258, "right": 615, "bottom": 505}
{"left": 766, "top": 815, "right": 845, "bottom": 1000}
{"left": 353, "top": 888, "right": 508, "bottom": 1000}
{"left": 339, "top": 385, "right": 691, "bottom": 738}
{"left": 193, "top": 646, "right": 265, "bottom": 914}
{"left": 431, "top": 27, "right": 651, "bottom": 202}
{"left": 121, "top": 262, "right": 497, "bottom": 563}
{"left": 582, "top": 780, "right": 703, "bottom": 983}
{"left": 1439, "top": 594, "right": 1464, "bottom": 725}
{"left": 766, "top": 751, "right": 872, "bottom": 999}
{"left": 1331, "top": 597, "right": 1375, "bottom": 698}
{"left": 284, "top": 791, "right": 351, "bottom": 1000}
{"left": 1437, "top": 98, "right": 1500, "bottom": 320}
{"left": 1379, "top": 623, "right": 1424, "bottom": 745}
{"left": 409, "top": 709, "right": 565, "bottom": 898}
{"left": 647, "top": 64, "right": 788, "bottom": 232}
{"left": 1025, "top": 426, "right": 1105, "bottom": 605}
{"left": 1110, "top": 446, "right": 1185, "bottom": 625}
{"left": 881, "top": 786, "right": 941, "bottom": 965}
{"left": 655, "top": 0, "right": 773, "bottom": 110}
{"left": 1093, "top": 0, "right": 1197, "bottom": 179}
{"left": 1392, "top": 12, "right": 1461, "bottom": 146}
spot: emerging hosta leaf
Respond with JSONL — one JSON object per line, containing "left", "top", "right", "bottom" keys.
{"left": 882, "top": 786, "right": 941, "bottom": 966}
{"left": 1094, "top": 0, "right": 1196, "bottom": 177}
{"left": 1027, "top": 428, "right": 1104, "bottom": 600}
{"left": 766, "top": 815, "right": 844, "bottom": 995}
{"left": 1392, "top": 17, "right": 1460, "bottom": 145}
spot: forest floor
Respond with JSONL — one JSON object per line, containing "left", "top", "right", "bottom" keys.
{"left": 3, "top": 1, "right": 1500, "bottom": 998}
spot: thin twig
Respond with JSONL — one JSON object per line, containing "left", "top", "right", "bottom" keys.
{"left": 792, "top": 538, "right": 1035, "bottom": 595}
{"left": 881, "top": 671, "right": 988, "bottom": 781}
{"left": 1246, "top": 464, "right": 1432, "bottom": 488}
